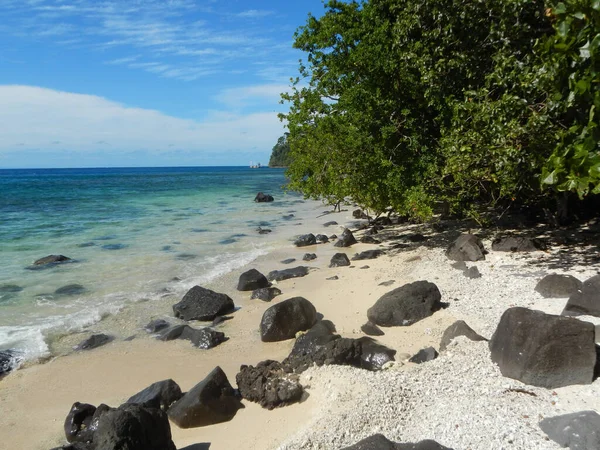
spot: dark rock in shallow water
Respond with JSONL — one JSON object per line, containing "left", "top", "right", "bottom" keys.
{"left": 562, "top": 274, "right": 600, "bottom": 317}
{"left": 255, "top": 192, "right": 274, "bottom": 203}
{"left": 236, "top": 360, "right": 303, "bottom": 409}
{"left": 357, "top": 337, "right": 396, "bottom": 370}
{"left": 329, "top": 253, "right": 350, "bottom": 268}
{"left": 492, "top": 235, "right": 546, "bottom": 252}
{"left": 74, "top": 334, "right": 113, "bottom": 351}
{"left": 352, "top": 250, "right": 385, "bottom": 261}
{"left": 144, "top": 319, "right": 170, "bottom": 333}
{"left": 64, "top": 402, "right": 101, "bottom": 444}
{"left": 267, "top": 266, "right": 310, "bottom": 282}
{"left": 302, "top": 253, "right": 317, "bottom": 261}
{"left": 237, "top": 269, "right": 270, "bottom": 291}
{"left": 281, "top": 258, "right": 296, "bottom": 264}
{"left": 126, "top": 379, "right": 183, "bottom": 411}
{"left": 315, "top": 234, "right": 329, "bottom": 243}
{"left": 175, "top": 253, "right": 197, "bottom": 260}
{"left": 168, "top": 366, "right": 243, "bottom": 428}
{"left": 409, "top": 347, "right": 439, "bottom": 364}
{"left": 323, "top": 221, "right": 338, "bottom": 227}
{"left": 440, "top": 320, "right": 487, "bottom": 351}
{"left": 367, "top": 281, "right": 442, "bottom": 327}
{"left": 173, "top": 285, "right": 235, "bottom": 321}
{"left": 0, "top": 349, "right": 22, "bottom": 375}
{"left": 101, "top": 243, "right": 127, "bottom": 250}
{"left": 0, "top": 284, "right": 23, "bottom": 293}
{"left": 260, "top": 297, "right": 318, "bottom": 342}
{"left": 539, "top": 410, "right": 600, "bottom": 450}
{"left": 446, "top": 234, "right": 486, "bottom": 262}
{"left": 489, "top": 307, "right": 596, "bottom": 388}
{"left": 33, "top": 254, "right": 71, "bottom": 266}
{"left": 55, "top": 284, "right": 86, "bottom": 296}
{"left": 159, "top": 325, "right": 226, "bottom": 349}
{"left": 361, "top": 321, "right": 384, "bottom": 336}
{"left": 535, "top": 273, "right": 582, "bottom": 298}
{"left": 257, "top": 227, "right": 272, "bottom": 234}
{"left": 334, "top": 228, "right": 358, "bottom": 248}
{"left": 342, "top": 434, "right": 452, "bottom": 450}
{"left": 251, "top": 287, "right": 282, "bottom": 302}
{"left": 294, "top": 233, "right": 317, "bottom": 247}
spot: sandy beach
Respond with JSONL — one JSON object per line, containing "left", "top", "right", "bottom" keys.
{"left": 1, "top": 207, "right": 600, "bottom": 450}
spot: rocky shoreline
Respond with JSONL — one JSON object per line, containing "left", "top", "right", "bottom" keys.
{"left": 1, "top": 206, "right": 600, "bottom": 449}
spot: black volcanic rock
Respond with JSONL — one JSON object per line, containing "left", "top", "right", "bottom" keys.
{"left": 409, "top": 347, "right": 438, "bottom": 364}
{"left": 74, "top": 334, "right": 113, "bottom": 351}
{"left": 352, "top": 250, "right": 385, "bottom": 261}
{"left": 260, "top": 297, "right": 318, "bottom": 342}
{"left": 535, "top": 274, "right": 582, "bottom": 298}
{"left": 237, "top": 269, "right": 270, "bottom": 291}
{"left": 254, "top": 192, "right": 274, "bottom": 202}
{"left": 236, "top": 360, "right": 303, "bottom": 409}
{"left": 446, "top": 234, "right": 486, "bottom": 261}
{"left": 329, "top": 253, "right": 350, "bottom": 268}
{"left": 251, "top": 287, "right": 282, "bottom": 302}
{"left": 159, "top": 325, "right": 226, "bottom": 349}
{"left": 294, "top": 233, "right": 317, "bottom": 247}
{"left": 302, "top": 253, "right": 317, "bottom": 261}
{"left": 126, "top": 379, "right": 183, "bottom": 411}
{"left": 492, "top": 235, "right": 546, "bottom": 252}
{"left": 173, "top": 286, "right": 235, "bottom": 321}
{"left": 267, "top": 266, "right": 310, "bottom": 282}
{"left": 334, "top": 228, "right": 358, "bottom": 247}
{"left": 563, "top": 274, "right": 600, "bottom": 317}
{"left": 361, "top": 321, "right": 384, "bottom": 336}
{"left": 33, "top": 254, "right": 72, "bottom": 266}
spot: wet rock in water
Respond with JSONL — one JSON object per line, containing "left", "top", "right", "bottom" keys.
{"left": 367, "top": 281, "right": 442, "bottom": 327}
{"left": 254, "top": 192, "right": 274, "bottom": 203}
{"left": 77, "top": 242, "right": 96, "bottom": 248}
{"left": 535, "top": 274, "right": 582, "bottom": 298}
{"left": 361, "top": 321, "right": 384, "bottom": 336}
{"left": 329, "top": 253, "right": 350, "bottom": 268}
{"left": 302, "top": 253, "right": 317, "bottom": 261}
{"left": 539, "top": 410, "right": 600, "bottom": 450}
{"left": 326, "top": 276, "right": 339, "bottom": 280}
{"left": 446, "top": 234, "right": 486, "bottom": 262}
{"left": 562, "top": 274, "right": 600, "bottom": 317}
{"left": 251, "top": 287, "right": 282, "bottom": 302}
{"left": 323, "top": 221, "right": 338, "bottom": 227}
{"left": 281, "top": 258, "right": 296, "bottom": 264}
{"left": 237, "top": 269, "right": 270, "bottom": 291}
{"left": 0, "top": 284, "right": 23, "bottom": 293}
{"left": 267, "top": 266, "right": 310, "bottom": 282}
{"left": 0, "top": 349, "right": 22, "bottom": 375}
{"left": 257, "top": 227, "right": 272, "bottom": 234}
{"left": 464, "top": 266, "right": 482, "bottom": 279}
{"left": 491, "top": 235, "right": 546, "bottom": 252}
{"left": 64, "top": 402, "right": 101, "bottom": 444}
{"left": 175, "top": 253, "right": 197, "bottom": 260}
{"left": 352, "top": 250, "right": 385, "bottom": 261}
{"left": 173, "top": 286, "right": 235, "bottom": 321}
{"left": 378, "top": 280, "right": 395, "bottom": 287}
{"left": 489, "top": 307, "right": 596, "bottom": 388}
{"left": 360, "top": 235, "right": 381, "bottom": 244}
{"left": 144, "top": 319, "right": 170, "bottom": 334}
{"left": 101, "top": 243, "right": 127, "bottom": 250}
{"left": 334, "top": 228, "right": 358, "bottom": 248}
{"left": 315, "top": 234, "right": 329, "bottom": 243}
{"left": 33, "top": 254, "right": 72, "bottom": 266}
{"left": 159, "top": 325, "right": 226, "bottom": 349}
{"left": 55, "top": 284, "right": 86, "bottom": 296}
{"left": 236, "top": 360, "right": 303, "bottom": 409}
{"left": 294, "top": 233, "right": 317, "bottom": 247}
{"left": 341, "top": 434, "right": 452, "bottom": 450}
{"left": 260, "top": 297, "right": 318, "bottom": 342}
{"left": 92, "top": 403, "right": 176, "bottom": 450}
{"left": 126, "top": 379, "right": 183, "bottom": 411}
{"left": 440, "top": 320, "right": 487, "bottom": 351}
{"left": 74, "top": 334, "right": 113, "bottom": 351}
{"left": 168, "top": 366, "right": 243, "bottom": 428}
{"left": 409, "top": 347, "right": 439, "bottom": 364}
{"left": 357, "top": 337, "right": 396, "bottom": 370}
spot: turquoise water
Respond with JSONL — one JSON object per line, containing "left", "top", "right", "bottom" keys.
{"left": 0, "top": 167, "right": 311, "bottom": 364}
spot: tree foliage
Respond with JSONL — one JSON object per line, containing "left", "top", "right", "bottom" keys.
{"left": 280, "top": 0, "right": 600, "bottom": 221}
{"left": 268, "top": 133, "right": 292, "bottom": 167}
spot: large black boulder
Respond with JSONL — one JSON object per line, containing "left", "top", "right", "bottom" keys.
{"left": 92, "top": 403, "right": 176, "bottom": 450}
{"left": 535, "top": 274, "right": 582, "bottom": 298}
{"left": 167, "top": 366, "right": 243, "bottom": 428}
{"left": 342, "top": 434, "right": 452, "bottom": 449}
{"left": 267, "top": 266, "right": 310, "bottom": 282}
{"left": 439, "top": 320, "right": 487, "bottom": 351}
{"left": 329, "top": 253, "right": 351, "bottom": 268}
{"left": 489, "top": 307, "right": 596, "bottom": 388}
{"left": 284, "top": 337, "right": 363, "bottom": 374}
{"left": 159, "top": 325, "right": 226, "bottom": 349}
{"left": 33, "top": 254, "right": 72, "bottom": 266}
{"left": 303, "top": 253, "right": 317, "bottom": 261}
{"left": 126, "top": 379, "right": 183, "bottom": 411}
{"left": 289, "top": 320, "right": 340, "bottom": 358}
{"left": 236, "top": 360, "right": 303, "bottom": 409}
{"left": 491, "top": 236, "right": 545, "bottom": 252}
{"left": 563, "top": 274, "right": 600, "bottom": 317}
{"left": 237, "top": 269, "right": 270, "bottom": 291}
{"left": 172, "top": 286, "right": 235, "bottom": 321}
{"left": 357, "top": 337, "right": 396, "bottom": 370}
{"left": 251, "top": 287, "right": 282, "bottom": 302}
{"left": 294, "top": 233, "right": 317, "bottom": 247}
{"left": 64, "top": 402, "right": 100, "bottom": 444}
{"left": 334, "top": 228, "right": 358, "bottom": 247}
{"left": 260, "top": 297, "right": 318, "bottom": 342}
{"left": 367, "top": 281, "right": 442, "bottom": 327}
{"left": 254, "top": 192, "right": 274, "bottom": 202}
{"left": 74, "top": 334, "right": 113, "bottom": 351}
{"left": 352, "top": 250, "right": 385, "bottom": 261}
{"left": 539, "top": 410, "right": 600, "bottom": 450}
{"left": 446, "top": 234, "right": 486, "bottom": 262}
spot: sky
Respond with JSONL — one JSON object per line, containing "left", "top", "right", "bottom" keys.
{"left": 0, "top": 0, "right": 326, "bottom": 168}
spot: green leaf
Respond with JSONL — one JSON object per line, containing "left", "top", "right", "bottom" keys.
{"left": 580, "top": 41, "right": 591, "bottom": 59}
{"left": 542, "top": 170, "right": 558, "bottom": 185}
{"left": 557, "top": 19, "right": 571, "bottom": 39}
{"left": 571, "top": 12, "right": 585, "bottom": 20}
{"left": 555, "top": 2, "right": 567, "bottom": 14}
{"left": 590, "top": 163, "right": 600, "bottom": 177}
{"left": 593, "top": 0, "right": 600, "bottom": 11}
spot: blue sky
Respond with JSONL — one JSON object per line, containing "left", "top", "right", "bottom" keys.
{"left": 0, "top": 0, "right": 326, "bottom": 168}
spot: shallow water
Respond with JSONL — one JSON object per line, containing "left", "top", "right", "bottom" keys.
{"left": 0, "top": 166, "right": 322, "bottom": 364}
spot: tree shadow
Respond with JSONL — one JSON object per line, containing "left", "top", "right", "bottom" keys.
{"left": 179, "top": 444, "right": 211, "bottom": 450}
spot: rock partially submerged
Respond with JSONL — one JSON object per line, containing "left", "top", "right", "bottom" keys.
{"left": 74, "top": 334, "right": 113, "bottom": 351}
{"left": 237, "top": 269, "right": 270, "bottom": 291}
{"left": 172, "top": 286, "right": 235, "bottom": 321}
{"left": 33, "top": 254, "right": 72, "bottom": 266}
{"left": 267, "top": 266, "right": 310, "bottom": 282}
{"left": 159, "top": 325, "right": 226, "bottom": 349}
{"left": 260, "top": 297, "right": 318, "bottom": 342}
{"left": 254, "top": 192, "right": 274, "bottom": 202}
{"left": 144, "top": 319, "right": 170, "bottom": 333}
{"left": 0, "top": 349, "right": 22, "bottom": 375}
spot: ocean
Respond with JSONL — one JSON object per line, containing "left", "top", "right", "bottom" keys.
{"left": 0, "top": 166, "right": 319, "bottom": 367}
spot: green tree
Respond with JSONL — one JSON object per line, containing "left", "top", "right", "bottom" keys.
{"left": 268, "top": 133, "right": 292, "bottom": 167}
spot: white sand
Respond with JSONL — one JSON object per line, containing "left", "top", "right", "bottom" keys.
{"left": 1, "top": 210, "right": 599, "bottom": 450}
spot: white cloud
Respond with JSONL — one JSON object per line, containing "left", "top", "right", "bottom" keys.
{"left": 216, "top": 84, "right": 291, "bottom": 109}
{"left": 0, "top": 85, "right": 285, "bottom": 153}
{"left": 236, "top": 9, "right": 273, "bottom": 19}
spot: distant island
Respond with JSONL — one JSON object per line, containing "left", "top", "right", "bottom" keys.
{"left": 268, "top": 133, "right": 291, "bottom": 168}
